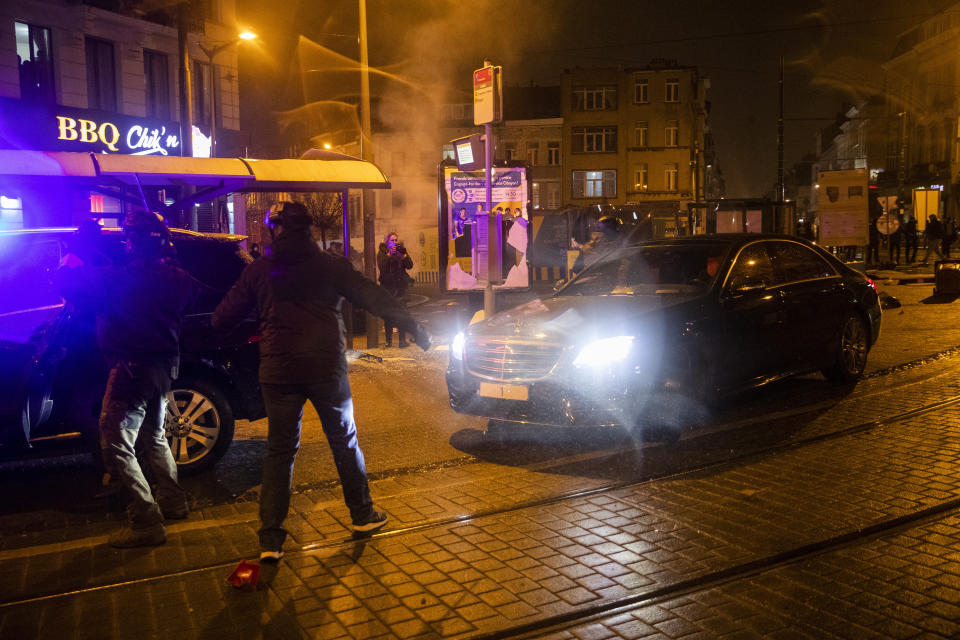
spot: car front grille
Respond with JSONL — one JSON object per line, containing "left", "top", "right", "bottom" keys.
{"left": 464, "top": 338, "right": 564, "bottom": 382}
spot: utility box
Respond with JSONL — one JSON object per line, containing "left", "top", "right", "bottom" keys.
{"left": 934, "top": 260, "right": 960, "bottom": 296}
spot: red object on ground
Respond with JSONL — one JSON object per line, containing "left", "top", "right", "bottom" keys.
{"left": 226, "top": 560, "right": 260, "bottom": 589}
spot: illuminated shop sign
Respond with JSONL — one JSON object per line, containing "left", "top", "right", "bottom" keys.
{"left": 0, "top": 98, "right": 183, "bottom": 156}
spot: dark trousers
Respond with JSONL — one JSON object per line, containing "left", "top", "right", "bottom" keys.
{"left": 100, "top": 362, "right": 184, "bottom": 528}
{"left": 905, "top": 238, "right": 918, "bottom": 263}
{"left": 383, "top": 288, "right": 408, "bottom": 345}
{"left": 259, "top": 375, "right": 374, "bottom": 550}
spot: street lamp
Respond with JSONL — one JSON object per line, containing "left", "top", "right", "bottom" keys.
{"left": 195, "top": 30, "right": 257, "bottom": 158}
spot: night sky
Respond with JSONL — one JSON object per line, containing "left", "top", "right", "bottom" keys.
{"left": 237, "top": 0, "right": 946, "bottom": 197}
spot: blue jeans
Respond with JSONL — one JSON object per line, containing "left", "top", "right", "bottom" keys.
{"left": 100, "top": 362, "right": 184, "bottom": 528}
{"left": 259, "top": 375, "right": 374, "bottom": 550}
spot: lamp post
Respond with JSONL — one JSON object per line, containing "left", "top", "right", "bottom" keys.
{"left": 195, "top": 30, "right": 256, "bottom": 158}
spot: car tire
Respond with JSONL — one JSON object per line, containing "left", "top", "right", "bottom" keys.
{"left": 822, "top": 311, "right": 869, "bottom": 384}
{"left": 164, "top": 378, "right": 234, "bottom": 474}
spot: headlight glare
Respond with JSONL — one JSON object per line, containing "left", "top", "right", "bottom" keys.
{"left": 451, "top": 332, "right": 465, "bottom": 360}
{"left": 573, "top": 335, "right": 635, "bottom": 367}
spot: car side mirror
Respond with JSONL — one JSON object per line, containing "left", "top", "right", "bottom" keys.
{"left": 726, "top": 275, "right": 768, "bottom": 297}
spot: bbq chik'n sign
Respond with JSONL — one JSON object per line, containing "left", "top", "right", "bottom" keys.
{"left": 0, "top": 98, "right": 184, "bottom": 156}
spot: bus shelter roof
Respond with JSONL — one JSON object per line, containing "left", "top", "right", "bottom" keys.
{"left": 0, "top": 149, "right": 390, "bottom": 198}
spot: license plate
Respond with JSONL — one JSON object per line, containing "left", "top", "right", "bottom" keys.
{"left": 478, "top": 382, "right": 529, "bottom": 401}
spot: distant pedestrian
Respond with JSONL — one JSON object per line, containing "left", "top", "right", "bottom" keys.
{"left": 212, "top": 202, "right": 431, "bottom": 562}
{"left": 903, "top": 215, "right": 918, "bottom": 263}
{"left": 921, "top": 214, "right": 945, "bottom": 264}
{"left": 377, "top": 232, "right": 414, "bottom": 347}
{"left": 57, "top": 211, "right": 199, "bottom": 547}
{"left": 868, "top": 215, "right": 880, "bottom": 265}
{"left": 943, "top": 217, "right": 957, "bottom": 259}
{"left": 888, "top": 217, "right": 902, "bottom": 265}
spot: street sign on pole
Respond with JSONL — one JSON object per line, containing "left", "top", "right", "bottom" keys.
{"left": 473, "top": 65, "right": 502, "bottom": 126}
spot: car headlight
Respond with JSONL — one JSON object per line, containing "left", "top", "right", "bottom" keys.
{"left": 451, "top": 331, "right": 465, "bottom": 360}
{"left": 573, "top": 335, "right": 635, "bottom": 367}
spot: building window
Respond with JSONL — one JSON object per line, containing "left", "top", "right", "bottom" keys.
{"left": 503, "top": 142, "right": 516, "bottom": 161}
{"left": 572, "top": 126, "right": 617, "bottom": 153}
{"left": 15, "top": 22, "right": 54, "bottom": 103}
{"left": 634, "top": 77, "right": 648, "bottom": 103}
{"left": 665, "top": 163, "right": 679, "bottom": 190}
{"left": 665, "top": 120, "right": 679, "bottom": 147}
{"left": 634, "top": 121, "right": 648, "bottom": 147}
{"left": 545, "top": 182, "right": 561, "bottom": 209}
{"left": 192, "top": 61, "right": 214, "bottom": 131}
{"left": 143, "top": 50, "right": 170, "bottom": 120}
{"left": 665, "top": 78, "right": 680, "bottom": 103}
{"left": 573, "top": 86, "right": 617, "bottom": 111}
{"left": 547, "top": 141, "right": 560, "bottom": 165}
{"left": 441, "top": 143, "right": 455, "bottom": 161}
{"left": 85, "top": 37, "right": 116, "bottom": 111}
{"left": 572, "top": 170, "right": 616, "bottom": 198}
{"left": 635, "top": 164, "right": 648, "bottom": 191}
{"left": 527, "top": 145, "right": 539, "bottom": 166}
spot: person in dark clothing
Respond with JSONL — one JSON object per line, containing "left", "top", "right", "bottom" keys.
{"left": 57, "top": 211, "right": 199, "bottom": 548}
{"left": 888, "top": 218, "right": 902, "bottom": 265}
{"left": 943, "top": 217, "right": 957, "bottom": 258}
{"left": 868, "top": 215, "right": 880, "bottom": 265}
{"left": 212, "top": 202, "right": 430, "bottom": 561}
{"left": 903, "top": 215, "right": 918, "bottom": 264}
{"left": 922, "top": 214, "right": 946, "bottom": 264}
{"left": 377, "top": 231, "right": 414, "bottom": 347}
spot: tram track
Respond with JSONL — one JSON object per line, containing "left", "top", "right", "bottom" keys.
{"left": 4, "top": 377, "right": 960, "bottom": 621}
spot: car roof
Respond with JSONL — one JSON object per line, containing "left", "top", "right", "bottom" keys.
{"left": 0, "top": 227, "right": 247, "bottom": 244}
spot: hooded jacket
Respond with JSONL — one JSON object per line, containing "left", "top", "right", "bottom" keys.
{"left": 212, "top": 232, "right": 417, "bottom": 383}
{"left": 56, "top": 257, "right": 199, "bottom": 370}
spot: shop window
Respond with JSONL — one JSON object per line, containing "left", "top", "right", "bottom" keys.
{"left": 0, "top": 195, "right": 24, "bottom": 230}
{"left": 15, "top": 22, "right": 55, "bottom": 103}
{"left": 85, "top": 37, "right": 117, "bottom": 111}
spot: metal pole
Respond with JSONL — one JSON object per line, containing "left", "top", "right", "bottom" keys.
{"left": 177, "top": 4, "right": 194, "bottom": 228}
{"left": 342, "top": 188, "right": 353, "bottom": 347}
{"left": 483, "top": 120, "right": 495, "bottom": 318}
{"left": 359, "top": 0, "right": 378, "bottom": 347}
{"left": 777, "top": 55, "right": 784, "bottom": 203}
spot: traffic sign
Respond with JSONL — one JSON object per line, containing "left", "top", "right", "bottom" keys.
{"left": 875, "top": 213, "right": 900, "bottom": 236}
{"left": 473, "top": 65, "right": 502, "bottom": 125}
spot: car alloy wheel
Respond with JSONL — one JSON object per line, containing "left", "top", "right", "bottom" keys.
{"left": 823, "top": 312, "right": 868, "bottom": 384}
{"left": 163, "top": 378, "right": 234, "bottom": 473}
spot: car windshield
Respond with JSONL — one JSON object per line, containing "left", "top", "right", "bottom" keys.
{"left": 559, "top": 243, "right": 731, "bottom": 296}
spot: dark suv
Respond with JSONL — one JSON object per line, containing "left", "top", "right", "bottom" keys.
{"left": 0, "top": 227, "right": 263, "bottom": 473}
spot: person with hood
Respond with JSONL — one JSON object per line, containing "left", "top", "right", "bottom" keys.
{"left": 212, "top": 202, "right": 430, "bottom": 561}
{"left": 57, "top": 211, "right": 199, "bottom": 548}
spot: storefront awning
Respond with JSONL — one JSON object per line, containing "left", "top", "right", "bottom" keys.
{"left": 0, "top": 150, "right": 390, "bottom": 193}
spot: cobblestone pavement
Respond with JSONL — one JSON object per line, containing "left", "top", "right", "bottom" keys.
{"left": 5, "top": 276, "right": 960, "bottom": 639}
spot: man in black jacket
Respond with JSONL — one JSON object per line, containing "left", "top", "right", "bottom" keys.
{"left": 58, "top": 212, "right": 198, "bottom": 547}
{"left": 212, "top": 201, "right": 430, "bottom": 561}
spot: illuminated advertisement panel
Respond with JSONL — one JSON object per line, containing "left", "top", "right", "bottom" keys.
{"left": 442, "top": 165, "right": 529, "bottom": 291}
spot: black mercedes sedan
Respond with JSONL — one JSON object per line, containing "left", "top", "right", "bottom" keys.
{"left": 446, "top": 234, "right": 882, "bottom": 438}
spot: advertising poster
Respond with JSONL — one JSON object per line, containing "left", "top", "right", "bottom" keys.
{"left": 444, "top": 166, "right": 529, "bottom": 291}
{"left": 817, "top": 169, "right": 868, "bottom": 246}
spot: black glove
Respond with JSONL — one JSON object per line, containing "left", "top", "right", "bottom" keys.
{"left": 412, "top": 323, "right": 432, "bottom": 351}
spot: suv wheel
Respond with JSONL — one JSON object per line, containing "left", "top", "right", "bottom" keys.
{"left": 164, "top": 378, "right": 234, "bottom": 474}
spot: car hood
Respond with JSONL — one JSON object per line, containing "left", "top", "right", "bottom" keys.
{"left": 469, "top": 293, "right": 699, "bottom": 342}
